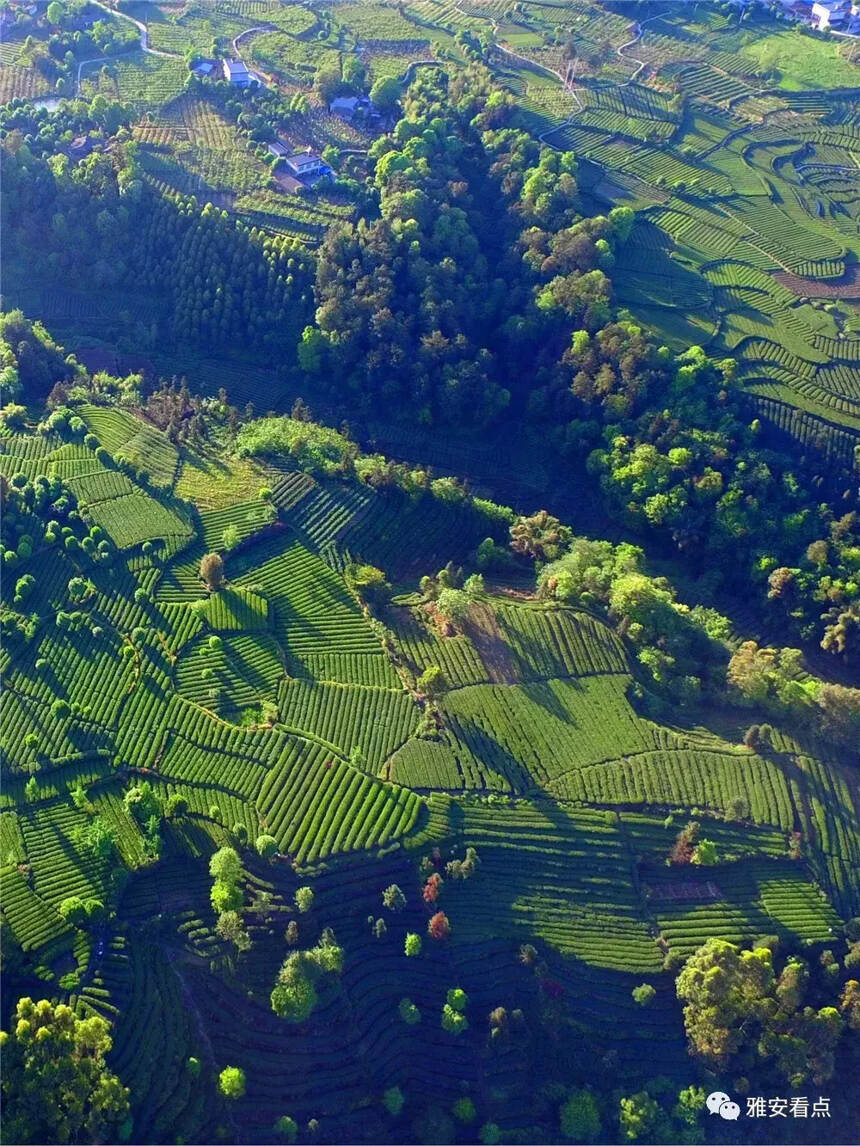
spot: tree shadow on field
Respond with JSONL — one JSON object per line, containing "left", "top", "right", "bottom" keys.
{"left": 451, "top": 714, "right": 535, "bottom": 794}
{"left": 222, "top": 636, "right": 279, "bottom": 698}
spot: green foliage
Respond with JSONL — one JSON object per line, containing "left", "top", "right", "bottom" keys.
{"left": 274, "top": 1115, "right": 298, "bottom": 1143}
{"left": 560, "top": 1089, "right": 601, "bottom": 1142}
{"left": 631, "top": 984, "right": 656, "bottom": 1007}
{"left": 209, "top": 847, "right": 241, "bottom": 883}
{"left": 218, "top": 1066, "right": 246, "bottom": 1100}
{"left": 255, "top": 834, "right": 278, "bottom": 861}
{"left": 452, "top": 1097, "right": 476, "bottom": 1124}
{"left": 58, "top": 896, "right": 87, "bottom": 927}
{"left": 344, "top": 562, "right": 390, "bottom": 605}
{"left": 446, "top": 987, "right": 468, "bottom": 1013}
{"left": 236, "top": 418, "right": 354, "bottom": 477}
{"left": 73, "top": 817, "right": 116, "bottom": 859}
{"left": 398, "top": 998, "right": 420, "bottom": 1025}
{"left": 0, "top": 998, "right": 129, "bottom": 1144}
{"left": 441, "top": 1003, "right": 468, "bottom": 1035}
{"left": 676, "top": 938, "right": 844, "bottom": 1085}
{"left": 404, "top": 933, "right": 422, "bottom": 957}
{"left": 417, "top": 665, "right": 447, "bottom": 699}
{"left": 691, "top": 839, "right": 718, "bottom": 866}
{"left": 618, "top": 1091, "right": 664, "bottom": 1143}
{"left": 270, "top": 937, "right": 344, "bottom": 1022}
{"left": 294, "top": 887, "right": 314, "bottom": 913}
{"left": 382, "top": 1086, "right": 405, "bottom": 1116}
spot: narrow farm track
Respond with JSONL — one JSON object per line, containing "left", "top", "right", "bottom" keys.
{"left": 614, "top": 14, "right": 663, "bottom": 87}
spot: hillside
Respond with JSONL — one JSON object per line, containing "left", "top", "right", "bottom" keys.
{"left": 1, "top": 1, "right": 860, "bottom": 1144}
{"left": 1, "top": 394, "right": 859, "bottom": 1144}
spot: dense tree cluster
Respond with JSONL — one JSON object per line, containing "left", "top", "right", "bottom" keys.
{"left": 0, "top": 308, "right": 80, "bottom": 403}
{"left": 270, "top": 934, "right": 344, "bottom": 1022}
{"left": 676, "top": 938, "right": 848, "bottom": 1086}
{"left": 0, "top": 998, "right": 130, "bottom": 1145}
{"left": 1, "top": 117, "right": 315, "bottom": 352}
{"left": 293, "top": 64, "right": 860, "bottom": 661}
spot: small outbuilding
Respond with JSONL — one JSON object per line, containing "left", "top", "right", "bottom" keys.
{"left": 267, "top": 140, "right": 290, "bottom": 160}
{"left": 329, "top": 96, "right": 360, "bottom": 118}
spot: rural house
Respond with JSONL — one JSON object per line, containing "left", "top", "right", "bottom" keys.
{"left": 284, "top": 150, "right": 326, "bottom": 179}
{"left": 223, "top": 58, "right": 253, "bottom": 87}
{"left": 810, "top": 0, "right": 852, "bottom": 25}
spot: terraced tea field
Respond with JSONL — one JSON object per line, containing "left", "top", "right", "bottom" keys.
{"left": 2, "top": 3, "right": 860, "bottom": 1141}
{"left": 1, "top": 389, "right": 858, "bottom": 1144}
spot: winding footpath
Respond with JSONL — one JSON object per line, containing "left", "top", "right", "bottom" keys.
{"left": 614, "top": 14, "right": 664, "bottom": 87}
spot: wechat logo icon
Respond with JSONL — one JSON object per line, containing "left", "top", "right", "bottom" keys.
{"left": 707, "top": 1092, "right": 740, "bottom": 1121}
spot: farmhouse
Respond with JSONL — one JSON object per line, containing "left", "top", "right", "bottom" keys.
{"left": 192, "top": 60, "right": 216, "bottom": 78}
{"left": 810, "top": 0, "right": 852, "bottom": 25}
{"left": 223, "top": 58, "right": 253, "bottom": 87}
{"left": 284, "top": 150, "right": 326, "bottom": 178}
{"left": 267, "top": 140, "right": 291, "bottom": 161}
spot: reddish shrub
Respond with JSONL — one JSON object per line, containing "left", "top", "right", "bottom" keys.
{"left": 423, "top": 874, "right": 443, "bottom": 903}
{"left": 427, "top": 912, "right": 451, "bottom": 941}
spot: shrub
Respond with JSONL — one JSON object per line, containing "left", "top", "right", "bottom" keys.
{"left": 165, "top": 794, "right": 189, "bottom": 818}
{"left": 560, "top": 1089, "right": 601, "bottom": 1142}
{"left": 446, "top": 987, "right": 468, "bottom": 1013}
{"left": 274, "top": 1115, "right": 297, "bottom": 1143}
{"left": 452, "top": 1097, "right": 476, "bottom": 1124}
{"left": 632, "top": 984, "right": 656, "bottom": 1007}
{"left": 691, "top": 839, "right": 718, "bottom": 866}
{"left": 382, "top": 1086, "right": 404, "bottom": 1116}
{"left": 441, "top": 1003, "right": 468, "bottom": 1034}
{"left": 427, "top": 912, "right": 451, "bottom": 940}
{"left": 294, "top": 886, "right": 314, "bottom": 913}
{"left": 211, "top": 880, "right": 242, "bottom": 914}
{"left": 416, "top": 664, "right": 448, "bottom": 699}
{"left": 270, "top": 972, "right": 317, "bottom": 1023}
{"left": 255, "top": 835, "right": 278, "bottom": 861}
{"left": 218, "top": 1066, "right": 246, "bottom": 1099}
{"left": 398, "top": 997, "right": 420, "bottom": 1025}
{"left": 404, "top": 933, "right": 422, "bottom": 957}
{"left": 58, "top": 896, "right": 87, "bottom": 926}
{"left": 210, "top": 847, "right": 241, "bottom": 882}
{"left": 382, "top": 884, "right": 406, "bottom": 911}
